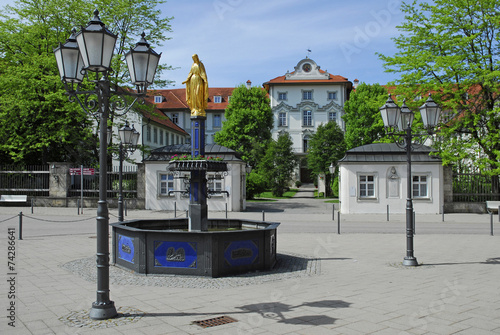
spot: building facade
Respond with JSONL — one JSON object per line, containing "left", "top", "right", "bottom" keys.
{"left": 143, "top": 144, "right": 247, "bottom": 212}
{"left": 148, "top": 87, "right": 235, "bottom": 146}
{"left": 339, "top": 143, "right": 444, "bottom": 214}
{"left": 264, "top": 58, "right": 353, "bottom": 182}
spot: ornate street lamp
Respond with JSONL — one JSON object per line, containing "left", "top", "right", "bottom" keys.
{"left": 380, "top": 94, "right": 441, "bottom": 266}
{"left": 54, "top": 10, "right": 160, "bottom": 319}
{"left": 117, "top": 122, "right": 140, "bottom": 222}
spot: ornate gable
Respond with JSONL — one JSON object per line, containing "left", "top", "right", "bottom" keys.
{"left": 285, "top": 58, "right": 330, "bottom": 81}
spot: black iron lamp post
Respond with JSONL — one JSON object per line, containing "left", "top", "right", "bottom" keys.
{"left": 54, "top": 10, "right": 160, "bottom": 319}
{"left": 118, "top": 122, "right": 140, "bottom": 222}
{"left": 379, "top": 94, "right": 441, "bottom": 266}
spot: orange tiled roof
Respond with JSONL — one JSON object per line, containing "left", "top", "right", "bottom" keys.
{"left": 264, "top": 70, "right": 351, "bottom": 85}
{"left": 148, "top": 87, "right": 236, "bottom": 111}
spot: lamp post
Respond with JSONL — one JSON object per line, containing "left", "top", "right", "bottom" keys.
{"left": 54, "top": 10, "right": 160, "bottom": 319}
{"left": 118, "top": 122, "right": 140, "bottom": 222}
{"left": 379, "top": 94, "right": 441, "bottom": 266}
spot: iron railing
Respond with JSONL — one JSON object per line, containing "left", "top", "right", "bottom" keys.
{"left": 0, "top": 165, "right": 50, "bottom": 196}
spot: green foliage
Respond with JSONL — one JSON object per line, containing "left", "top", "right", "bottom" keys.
{"left": 245, "top": 171, "right": 267, "bottom": 200}
{"left": 258, "top": 132, "right": 297, "bottom": 197}
{"left": 0, "top": 0, "right": 172, "bottom": 165}
{"left": 343, "top": 83, "right": 388, "bottom": 150}
{"left": 214, "top": 85, "right": 273, "bottom": 168}
{"left": 378, "top": 0, "right": 500, "bottom": 179}
{"left": 307, "top": 121, "right": 346, "bottom": 197}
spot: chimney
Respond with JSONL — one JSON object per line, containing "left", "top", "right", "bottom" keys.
{"left": 353, "top": 79, "right": 359, "bottom": 89}
{"left": 246, "top": 80, "right": 252, "bottom": 89}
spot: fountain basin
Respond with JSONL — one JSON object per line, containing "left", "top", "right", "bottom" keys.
{"left": 111, "top": 218, "right": 279, "bottom": 277}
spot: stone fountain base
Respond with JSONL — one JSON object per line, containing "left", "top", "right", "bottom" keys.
{"left": 111, "top": 218, "right": 279, "bottom": 278}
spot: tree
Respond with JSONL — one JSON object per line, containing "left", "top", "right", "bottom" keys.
{"left": 343, "top": 83, "right": 388, "bottom": 150}
{"left": 307, "top": 121, "right": 346, "bottom": 196}
{"left": 258, "top": 132, "right": 297, "bottom": 197}
{"left": 0, "top": 0, "right": 172, "bottom": 165}
{"left": 214, "top": 84, "right": 273, "bottom": 168}
{"left": 378, "top": 0, "right": 500, "bottom": 184}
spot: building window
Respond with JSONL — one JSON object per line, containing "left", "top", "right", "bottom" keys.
{"left": 278, "top": 92, "right": 287, "bottom": 101}
{"left": 302, "top": 90, "right": 312, "bottom": 100}
{"left": 359, "top": 175, "right": 376, "bottom": 198}
{"left": 176, "top": 135, "right": 179, "bottom": 144}
{"left": 213, "top": 114, "right": 221, "bottom": 128}
{"left": 153, "top": 127, "right": 158, "bottom": 144}
{"left": 227, "top": 96, "right": 232, "bottom": 102}
{"left": 159, "top": 174, "right": 174, "bottom": 196}
{"left": 171, "top": 134, "right": 174, "bottom": 145}
{"left": 303, "top": 135, "right": 310, "bottom": 153}
{"left": 328, "top": 112, "right": 337, "bottom": 121}
{"left": 172, "top": 113, "right": 179, "bottom": 124}
{"left": 159, "top": 130, "right": 163, "bottom": 145}
{"left": 146, "top": 125, "right": 151, "bottom": 142}
{"left": 154, "top": 96, "right": 162, "bottom": 103}
{"left": 165, "top": 132, "right": 169, "bottom": 145}
{"left": 208, "top": 175, "right": 223, "bottom": 196}
{"left": 278, "top": 112, "right": 287, "bottom": 127}
{"left": 328, "top": 91, "right": 337, "bottom": 100}
{"left": 412, "top": 175, "right": 428, "bottom": 198}
{"left": 303, "top": 110, "right": 312, "bottom": 126}
{"left": 213, "top": 96, "right": 222, "bottom": 103}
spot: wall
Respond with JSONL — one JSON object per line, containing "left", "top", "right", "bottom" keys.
{"left": 144, "top": 161, "right": 246, "bottom": 212}
{"left": 340, "top": 161, "right": 443, "bottom": 214}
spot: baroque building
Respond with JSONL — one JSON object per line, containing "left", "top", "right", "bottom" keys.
{"left": 263, "top": 58, "right": 353, "bottom": 182}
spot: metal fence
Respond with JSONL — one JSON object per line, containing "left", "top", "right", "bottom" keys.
{"left": 68, "top": 165, "right": 138, "bottom": 199}
{"left": 453, "top": 168, "right": 500, "bottom": 202}
{"left": 0, "top": 165, "right": 50, "bottom": 196}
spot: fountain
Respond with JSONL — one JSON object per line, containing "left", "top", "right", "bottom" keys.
{"left": 111, "top": 54, "right": 279, "bottom": 277}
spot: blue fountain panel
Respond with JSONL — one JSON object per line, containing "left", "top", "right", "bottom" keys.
{"left": 224, "top": 240, "right": 259, "bottom": 267}
{"left": 118, "top": 235, "right": 135, "bottom": 264}
{"left": 154, "top": 241, "right": 197, "bottom": 268}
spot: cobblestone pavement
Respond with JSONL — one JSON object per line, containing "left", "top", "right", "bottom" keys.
{"left": 0, "top": 190, "right": 499, "bottom": 334}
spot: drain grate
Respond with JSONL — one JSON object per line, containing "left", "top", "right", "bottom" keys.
{"left": 193, "top": 315, "right": 237, "bottom": 328}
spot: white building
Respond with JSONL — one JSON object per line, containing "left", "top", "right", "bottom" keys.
{"left": 264, "top": 58, "right": 353, "bottom": 182}
{"left": 143, "top": 144, "right": 247, "bottom": 212}
{"left": 112, "top": 105, "right": 189, "bottom": 169}
{"left": 339, "top": 143, "right": 444, "bottom": 214}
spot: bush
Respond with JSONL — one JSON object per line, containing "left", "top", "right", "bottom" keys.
{"left": 295, "top": 180, "right": 302, "bottom": 188}
{"left": 246, "top": 171, "right": 267, "bottom": 199}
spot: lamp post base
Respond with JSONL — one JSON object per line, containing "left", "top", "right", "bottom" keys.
{"left": 402, "top": 257, "right": 418, "bottom": 267}
{"left": 90, "top": 301, "right": 118, "bottom": 320}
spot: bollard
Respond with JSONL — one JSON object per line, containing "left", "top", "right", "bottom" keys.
{"left": 387, "top": 205, "right": 389, "bottom": 221}
{"left": 18, "top": 212, "right": 23, "bottom": 240}
{"left": 174, "top": 202, "right": 177, "bottom": 218}
{"left": 225, "top": 203, "right": 228, "bottom": 219}
{"left": 262, "top": 210, "right": 265, "bottom": 222}
{"left": 124, "top": 200, "right": 127, "bottom": 217}
{"left": 31, "top": 198, "right": 34, "bottom": 214}
{"left": 498, "top": 205, "right": 500, "bottom": 223}
{"left": 332, "top": 204, "right": 335, "bottom": 221}
{"left": 491, "top": 213, "right": 494, "bottom": 236}
{"left": 442, "top": 205, "right": 445, "bottom": 222}
{"left": 337, "top": 211, "right": 341, "bottom": 234}
{"left": 77, "top": 199, "right": 80, "bottom": 215}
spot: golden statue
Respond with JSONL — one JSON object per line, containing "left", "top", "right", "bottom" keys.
{"left": 182, "top": 54, "right": 208, "bottom": 117}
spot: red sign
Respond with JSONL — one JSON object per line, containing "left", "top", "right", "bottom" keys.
{"left": 69, "top": 168, "right": 95, "bottom": 175}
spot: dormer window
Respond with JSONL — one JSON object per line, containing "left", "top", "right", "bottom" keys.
{"left": 213, "top": 95, "right": 222, "bottom": 103}
{"left": 154, "top": 96, "right": 163, "bottom": 103}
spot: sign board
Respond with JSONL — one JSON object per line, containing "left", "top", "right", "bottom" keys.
{"left": 69, "top": 168, "right": 95, "bottom": 175}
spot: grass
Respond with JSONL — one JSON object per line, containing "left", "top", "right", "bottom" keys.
{"left": 251, "top": 189, "right": 299, "bottom": 200}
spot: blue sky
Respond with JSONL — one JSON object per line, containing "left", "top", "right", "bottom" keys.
{"left": 0, "top": 0, "right": 406, "bottom": 88}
